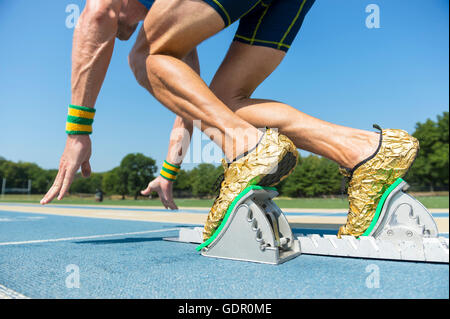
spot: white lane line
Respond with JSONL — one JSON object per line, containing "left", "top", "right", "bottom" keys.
{"left": 0, "top": 284, "right": 29, "bottom": 299}
{"left": 0, "top": 228, "right": 182, "bottom": 246}
{"left": 93, "top": 212, "right": 173, "bottom": 218}
{"left": 0, "top": 216, "right": 46, "bottom": 222}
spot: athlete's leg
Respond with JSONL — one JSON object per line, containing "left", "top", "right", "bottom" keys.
{"left": 209, "top": 0, "right": 418, "bottom": 239}
{"left": 130, "top": 0, "right": 301, "bottom": 240}
{"left": 210, "top": 41, "right": 379, "bottom": 170}
{"left": 116, "top": 0, "right": 149, "bottom": 40}
{"left": 129, "top": 0, "right": 263, "bottom": 162}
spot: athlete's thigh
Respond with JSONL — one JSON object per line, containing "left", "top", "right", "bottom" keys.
{"left": 135, "top": 0, "right": 261, "bottom": 58}
{"left": 210, "top": 0, "right": 315, "bottom": 102}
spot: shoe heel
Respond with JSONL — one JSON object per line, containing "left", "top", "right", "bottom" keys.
{"left": 258, "top": 151, "right": 298, "bottom": 187}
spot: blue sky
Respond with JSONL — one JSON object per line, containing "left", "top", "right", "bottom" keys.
{"left": 0, "top": 0, "right": 448, "bottom": 172}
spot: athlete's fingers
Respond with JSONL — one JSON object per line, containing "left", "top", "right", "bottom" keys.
{"left": 166, "top": 188, "right": 178, "bottom": 210}
{"left": 57, "top": 164, "right": 78, "bottom": 200}
{"left": 167, "top": 199, "right": 178, "bottom": 210}
{"left": 141, "top": 183, "right": 153, "bottom": 196}
{"left": 81, "top": 161, "right": 91, "bottom": 178}
{"left": 157, "top": 189, "right": 169, "bottom": 209}
{"left": 40, "top": 168, "right": 66, "bottom": 204}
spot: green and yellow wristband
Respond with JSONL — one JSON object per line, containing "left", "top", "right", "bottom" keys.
{"left": 66, "top": 104, "right": 96, "bottom": 135}
{"left": 160, "top": 160, "right": 180, "bottom": 182}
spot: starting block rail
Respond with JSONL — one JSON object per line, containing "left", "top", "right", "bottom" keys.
{"left": 298, "top": 234, "right": 448, "bottom": 263}
{"left": 164, "top": 179, "right": 449, "bottom": 264}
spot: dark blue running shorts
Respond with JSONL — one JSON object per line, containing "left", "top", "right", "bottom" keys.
{"left": 138, "top": 0, "right": 315, "bottom": 52}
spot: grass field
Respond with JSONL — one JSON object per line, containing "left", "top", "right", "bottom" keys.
{"left": 1, "top": 194, "right": 448, "bottom": 209}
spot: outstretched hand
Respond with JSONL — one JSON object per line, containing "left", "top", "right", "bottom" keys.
{"left": 40, "top": 135, "right": 92, "bottom": 205}
{"left": 141, "top": 175, "right": 178, "bottom": 210}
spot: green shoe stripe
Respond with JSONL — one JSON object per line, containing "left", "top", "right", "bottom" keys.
{"left": 196, "top": 185, "right": 276, "bottom": 251}
{"left": 361, "top": 177, "right": 404, "bottom": 237}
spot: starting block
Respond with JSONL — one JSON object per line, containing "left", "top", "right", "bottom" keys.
{"left": 164, "top": 179, "right": 449, "bottom": 264}
{"left": 298, "top": 178, "right": 448, "bottom": 263}
{"left": 164, "top": 185, "right": 301, "bottom": 264}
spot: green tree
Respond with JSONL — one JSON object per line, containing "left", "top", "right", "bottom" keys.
{"left": 0, "top": 159, "right": 59, "bottom": 194}
{"left": 408, "top": 112, "right": 449, "bottom": 190}
{"left": 0, "top": 161, "right": 26, "bottom": 189}
{"left": 102, "top": 167, "right": 125, "bottom": 197}
{"left": 173, "top": 169, "right": 192, "bottom": 193}
{"left": 280, "top": 154, "right": 341, "bottom": 197}
{"left": 22, "top": 162, "right": 52, "bottom": 194}
{"left": 119, "top": 153, "right": 157, "bottom": 199}
{"left": 189, "top": 163, "right": 223, "bottom": 197}
{"left": 70, "top": 172, "right": 103, "bottom": 194}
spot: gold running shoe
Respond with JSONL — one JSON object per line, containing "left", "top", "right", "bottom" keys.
{"left": 338, "top": 124, "right": 419, "bottom": 237}
{"left": 203, "top": 128, "right": 298, "bottom": 241}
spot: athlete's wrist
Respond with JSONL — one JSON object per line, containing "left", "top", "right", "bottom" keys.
{"left": 67, "top": 134, "right": 90, "bottom": 141}
{"left": 159, "top": 160, "right": 181, "bottom": 182}
{"left": 66, "top": 134, "right": 91, "bottom": 149}
{"left": 66, "top": 104, "right": 96, "bottom": 135}
{"left": 158, "top": 175, "right": 174, "bottom": 183}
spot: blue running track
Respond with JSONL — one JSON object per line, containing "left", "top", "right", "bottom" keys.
{"left": 0, "top": 209, "right": 448, "bottom": 299}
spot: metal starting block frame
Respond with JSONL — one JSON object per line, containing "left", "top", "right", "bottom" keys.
{"left": 164, "top": 179, "right": 448, "bottom": 264}
{"left": 165, "top": 185, "right": 301, "bottom": 264}
{"left": 298, "top": 178, "right": 448, "bottom": 263}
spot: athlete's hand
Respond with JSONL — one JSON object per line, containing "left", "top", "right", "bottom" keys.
{"left": 141, "top": 175, "right": 178, "bottom": 210}
{"left": 40, "top": 135, "right": 92, "bottom": 205}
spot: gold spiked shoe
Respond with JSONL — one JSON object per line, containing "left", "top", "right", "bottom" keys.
{"left": 202, "top": 128, "right": 298, "bottom": 241}
{"left": 338, "top": 125, "right": 419, "bottom": 237}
